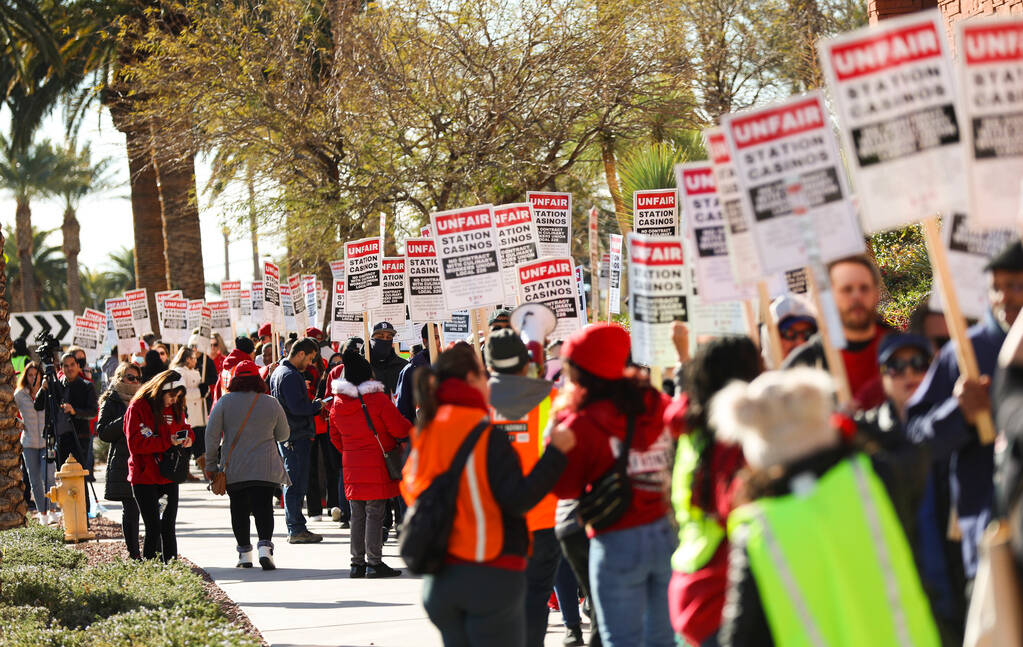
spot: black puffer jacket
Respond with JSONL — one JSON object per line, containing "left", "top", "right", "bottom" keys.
{"left": 97, "top": 392, "right": 131, "bottom": 501}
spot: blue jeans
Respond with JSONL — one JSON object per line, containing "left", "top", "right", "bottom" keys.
{"left": 555, "top": 558, "right": 581, "bottom": 628}
{"left": 590, "top": 516, "right": 676, "bottom": 647}
{"left": 23, "top": 447, "right": 54, "bottom": 514}
{"left": 279, "top": 436, "right": 313, "bottom": 535}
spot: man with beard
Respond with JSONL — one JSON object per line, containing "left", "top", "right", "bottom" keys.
{"left": 783, "top": 255, "right": 894, "bottom": 410}
{"left": 905, "top": 239, "right": 1023, "bottom": 610}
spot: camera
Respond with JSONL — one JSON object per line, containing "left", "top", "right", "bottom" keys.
{"left": 35, "top": 331, "right": 60, "bottom": 368}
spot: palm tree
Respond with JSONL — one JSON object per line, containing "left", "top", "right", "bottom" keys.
{"left": 0, "top": 135, "right": 62, "bottom": 311}
{"left": 618, "top": 138, "right": 706, "bottom": 225}
{"left": 3, "top": 226, "right": 68, "bottom": 311}
{"left": 54, "top": 142, "right": 117, "bottom": 313}
{"left": 106, "top": 246, "right": 136, "bottom": 295}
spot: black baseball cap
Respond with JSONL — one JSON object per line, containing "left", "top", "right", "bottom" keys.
{"left": 373, "top": 321, "right": 397, "bottom": 335}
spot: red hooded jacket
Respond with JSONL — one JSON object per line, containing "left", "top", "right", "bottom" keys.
{"left": 328, "top": 365, "right": 412, "bottom": 501}
{"left": 124, "top": 398, "right": 192, "bottom": 485}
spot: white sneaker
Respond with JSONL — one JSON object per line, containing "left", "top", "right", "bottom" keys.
{"left": 258, "top": 544, "right": 276, "bottom": 570}
{"left": 236, "top": 549, "right": 253, "bottom": 568}
{"left": 330, "top": 507, "right": 342, "bottom": 522}
{"left": 33, "top": 511, "right": 45, "bottom": 524}
{"left": 46, "top": 510, "right": 60, "bottom": 525}
{"left": 309, "top": 515, "right": 323, "bottom": 522}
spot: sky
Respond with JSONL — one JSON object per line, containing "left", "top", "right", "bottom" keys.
{"left": 0, "top": 105, "right": 282, "bottom": 298}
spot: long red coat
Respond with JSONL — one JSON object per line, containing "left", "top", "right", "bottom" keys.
{"left": 329, "top": 377, "right": 411, "bottom": 500}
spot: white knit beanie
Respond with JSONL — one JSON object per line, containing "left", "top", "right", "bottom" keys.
{"left": 710, "top": 368, "right": 838, "bottom": 470}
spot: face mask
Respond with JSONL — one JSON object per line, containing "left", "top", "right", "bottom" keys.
{"left": 370, "top": 338, "right": 391, "bottom": 362}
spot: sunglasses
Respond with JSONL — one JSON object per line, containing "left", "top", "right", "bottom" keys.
{"left": 780, "top": 326, "right": 817, "bottom": 342}
{"left": 124, "top": 374, "right": 140, "bottom": 383}
{"left": 883, "top": 354, "right": 930, "bottom": 377}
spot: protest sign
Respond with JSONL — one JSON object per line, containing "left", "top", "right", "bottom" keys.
{"left": 200, "top": 304, "right": 212, "bottom": 348}
{"left": 956, "top": 17, "right": 1023, "bottom": 228}
{"left": 209, "top": 300, "right": 233, "bottom": 343}
{"left": 818, "top": 11, "right": 966, "bottom": 231}
{"left": 288, "top": 274, "right": 308, "bottom": 334}
{"left": 154, "top": 290, "right": 182, "bottom": 327}
{"left": 689, "top": 296, "right": 748, "bottom": 340}
{"left": 187, "top": 299, "right": 203, "bottom": 331}
{"left": 721, "top": 92, "right": 864, "bottom": 273}
{"left": 575, "top": 265, "right": 588, "bottom": 326}
{"left": 704, "top": 127, "right": 768, "bottom": 282}
{"left": 112, "top": 306, "right": 137, "bottom": 357}
{"left": 785, "top": 268, "right": 809, "bottom": 294}
{"left": 187, "top": 300, "right": 209, "bottom": 353}
{"left": 599, "top": 254, "right": 609, "bottom": 291}
{"left": 527, "top": 191, "right": 572, "bottom": 258}
{"left": 124, "top": 288, "right": 152, "bottom": 336}
{"left": 72, "top": 316, "right": 102, "bottom": 363}
{"left": 330, "top": 279, "right": 364, "bottom": 343}
{"left": 344, "top": 237, "right": 383, "bottom": 313}
{"left": 633, "top": 189, "right": 678, "bottom": 237}
{"left": 494, "top": 203, "right": 541, "bottom": 305}
{"left": 430, "top": 205, "right": 504, "bottom": 310}
{"left": 515, "top": 257, "right": 583, "bottom": 341}
{"left": 221, "top": 280, "right": 241, "bottom": 313}
{"left": 588, "top": 207, "right": 600, "bottom": 322}
{"left": 406, "top": 237, "right": 447, "bottom": 321}
{"left": 607, "top": 235, "right": 623, "bottom": 316}
{"left": 442, "top": 310, "right": 472, "bottom": 346}
{"left": 104, "top": 297, "right": 127, "bottom": 347}
{"left": 239, "top": 289, "right": 251, "bottom": 331}
{"left": 250, "top": 281, "right": 265, "bottom": 325}
{"left": 930, "top": 213, "right": 1014, "bottom": 319}
{"left": 329, "top": 260, "right": 345, "bottom": 281}
{"left": 263, "top": 261, "right": 281, "bottom": 325}
{"left": 281, "top": 284, "right": 296, "bottom": 333}
{"left": 82, "top": 308, "right": 105, "bottom": 354}
{"left": 301, "top": 276, "right": 318, "bottom": 329}
{"left": 627, "top": 234, "right": 690, "bottom": 367}
{"left": 421, "top": 225, "right": 432, "bottom": 238}
{"left": 677, "top": 163, "right": 747, "bottom": 303}
{"left": 161, "top": 297, "right": 189, "bottom": 345}
{"left": 372, "top": 258, "right": 407, "bottom": 326}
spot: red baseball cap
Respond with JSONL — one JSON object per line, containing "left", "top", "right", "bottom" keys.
{"left": 305, "top": 327, "right": 323, "bottom": 338}
{"left": 258, "top": 323, "right": 272, "bottom": 338}
{"left": 561, "top": 323, "right": 631, "bottom": 381}
{"left": 231, "top": 360, "right": 261, "bottom": 380}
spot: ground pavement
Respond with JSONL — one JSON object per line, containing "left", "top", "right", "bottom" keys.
{"left": 93, "top": 468, "right": 591, "bottom": 647}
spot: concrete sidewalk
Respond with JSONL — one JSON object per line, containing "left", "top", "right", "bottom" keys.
{"left": 95, "top": 472, "right": 590, "bottom": 647}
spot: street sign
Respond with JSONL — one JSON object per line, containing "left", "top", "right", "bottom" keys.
{"left": 11, "top": 311, "right": 74, "bottom": 344}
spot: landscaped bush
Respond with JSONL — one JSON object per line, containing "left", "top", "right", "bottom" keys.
{"left": 0, "top": 523, "right": 260, "bottom": 647}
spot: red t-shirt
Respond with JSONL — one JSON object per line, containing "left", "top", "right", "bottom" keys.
{"left": 842, "top": 326, "right": 892, "bottom": 410}
{"left": 552, "top": 389, "right": 676, "bottom": 536}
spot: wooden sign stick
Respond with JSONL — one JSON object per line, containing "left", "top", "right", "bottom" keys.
{"left": 922, "top": 216, "right": 996, "bottom": 444}
{"left": 469, "top": 310, "right": 482, "bottom": 359}
{"left": 743, "top": 299, "right": 760, "bottom": 348}
{"left": 362, "top": 312, "right": 371, "bottom": 361}
{"left": 804, "top": 268, "right": 853, "bottom": 407}
{"left": 427, "top": 322, "right": 439, "bottom": 364}
{"left": 757, "top": 281, "right": 784, "bottom": 369}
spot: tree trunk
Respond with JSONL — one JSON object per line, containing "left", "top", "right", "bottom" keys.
{"left": 14, "top": 199, "right": 37, "bottom": 311}
{"left": 62, "top": 205, "right": 83, "bottom": 314}
{"left": 152, "top": 150, "right": 206, "bottom": 300}
{"left": 601, "top": 137, "right": 631, "bottom": 236}
{"left": 121, "top": 124, "right": 168, "bottom": 332}
{"left": 248, "top": 165, "right": 260, "bottom": 280}
{"left": 0, "top": 225, "right": 27, "bottom": 529}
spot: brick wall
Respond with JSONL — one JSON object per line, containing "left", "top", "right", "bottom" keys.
{"left": 870, "top": 0, "right": 1022, "bottom": 24}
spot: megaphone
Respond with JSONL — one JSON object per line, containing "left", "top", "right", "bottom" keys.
{"left": 510, "top": 303, "right": 557, "bottom": 368}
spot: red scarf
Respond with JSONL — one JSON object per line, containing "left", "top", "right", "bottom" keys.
{"left": 436, "top": 378, "right": 488, "bottom": 412}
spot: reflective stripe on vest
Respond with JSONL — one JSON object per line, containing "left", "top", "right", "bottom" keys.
{"left": 728, "top": 454, "right": 940, "bottom": 647}
{"left": 491, "top": 389, "right": 558, "bottom": 532}
{"left": 402, "top": 405, "right": 505, "bottom": 563}
{"left": 670, "top": 432, "right": 726, "bottom": 573}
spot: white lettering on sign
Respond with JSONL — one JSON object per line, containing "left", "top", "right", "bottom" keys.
{"left": 519, "top": 261, "right": 572, "bottom": 283}
{"left": 830, "top": 23, "right": 941, "bottom": 80}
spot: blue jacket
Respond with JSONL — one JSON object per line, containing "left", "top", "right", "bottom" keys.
{"left": 270, "top": 360, "right": 322, "bottom": 440}
{"left": 395, "top": 349, "right": 430, "bottom": 423}
{"left": 906, "top": 310, "right": 1004, "bottom": 578}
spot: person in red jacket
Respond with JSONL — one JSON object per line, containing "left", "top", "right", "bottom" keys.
{"left": 551, "top": 324, "right": 677, "bottom": 647}
{"left": 212, "top": 340, "right": 259, "bottom": 403}
{"left": 124, "top": 369, "right": 192, "bottom": 562}
{"left": 329, "top": 342, "right": 412, "bottom": 578}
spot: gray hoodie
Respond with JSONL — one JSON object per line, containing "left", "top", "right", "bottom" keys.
{"left": 488, "top": 373, "right": 554, "bottom": 421}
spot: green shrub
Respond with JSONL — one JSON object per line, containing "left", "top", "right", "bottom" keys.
{"left": 0, "top": 605, "right": 86, "bottom": 647}
{"left": 0, "top": 524, "right": 87, "bottom": 570}
{"left": 84, "top": 608, "right": 259, "bottom": 647}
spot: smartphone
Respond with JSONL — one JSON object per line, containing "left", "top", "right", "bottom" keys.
{"left": 175, "top": 429, "right": 189, "bottom": 440}
{"left": 322, "top": 396, "right": 334, "bottom": 404}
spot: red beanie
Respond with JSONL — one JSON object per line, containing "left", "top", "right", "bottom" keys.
{"left": 258, "top": 323, "right": 272, "bottom": 338}
{"left": 562, "top": 324, "right": 631, "bottom": 381}
{"left": 306, "top": 326, "right": 323, "bottom": 339}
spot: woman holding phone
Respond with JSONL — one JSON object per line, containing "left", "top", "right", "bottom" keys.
{"left": 124, "top": 370, "right": 191, "bottom": 562}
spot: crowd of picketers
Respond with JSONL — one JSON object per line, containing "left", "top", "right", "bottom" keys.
{"left": 14, "top": 241, "right": 1023, "bottom": 647}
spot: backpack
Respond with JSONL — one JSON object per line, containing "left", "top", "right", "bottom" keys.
{"left": 399, "top": 418, "right": 490, "bottom": 575}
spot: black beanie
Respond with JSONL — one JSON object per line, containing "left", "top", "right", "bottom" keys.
{"left": 485, "top": 328, "right": 529, "bottom": 374}
{"left": 342, "top": 346, "right": 374, "bottom": 385}
{"left": 235, "top": 336, "right": 255, "bottom": 356}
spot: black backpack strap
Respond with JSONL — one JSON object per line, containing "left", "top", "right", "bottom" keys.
{"left": 616, "top": 414, "right": 637, "bottom": 471}
{"left": 447, "top": 417, "right": 490, "bottom": 478}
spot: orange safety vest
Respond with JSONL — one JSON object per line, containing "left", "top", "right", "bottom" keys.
{"left": 491, "top": 388, "right": 558, "bottom": 533}
{"left": 402, "top": 404, "right": 505, "bottom": 563}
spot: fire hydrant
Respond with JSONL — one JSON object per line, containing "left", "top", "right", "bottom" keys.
{"left": 47, "top": 456, "right": 95, "bottom": 543}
